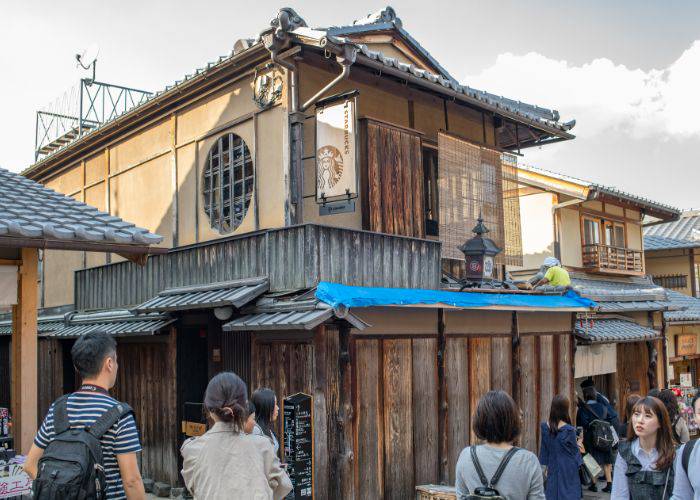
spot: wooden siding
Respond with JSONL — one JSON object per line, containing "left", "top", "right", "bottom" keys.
{"left": 251, "top": 328, "right": 336, "bottom": 499}
{"left": 364, "top": 120, "right": 425, "bottom": 238}
{"left": 0, "top": 338, "right": 9, "bottom": 410}
{"left": 76, "top": 224, "right": 441, "bottom": 310}
{"left": 112, "top": 337, "right": 178, "bottom": 485}
{"left": 38, "top": 338, "right": 64, "bottom": 423}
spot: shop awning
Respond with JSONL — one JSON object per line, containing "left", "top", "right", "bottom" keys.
{"left": 43, "top": 310, "right": 174, "bottom": 338}
{"left": 575, "top": 317, "right": 662, "bottom": 345}
{"left": 223, "top": 305, "right": 368, "bottom": 331}
{"left": 315, "top": 282, "right": 596, "bottom": 311}
{"left": 132, "top": 277, "right": 269, "bottom": 313}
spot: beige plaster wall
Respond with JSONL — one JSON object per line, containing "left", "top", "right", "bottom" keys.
{"left": 559, "top": 207, "right": 583, "bottom": 268}
{"left": 515, "top": 192, "right": 555, "bottom": 271}
{"left": 627, "top": 222, "right": 643, "bottom": 251}
{"left": 645, "top": 254, "right": 693, "bottom": 296}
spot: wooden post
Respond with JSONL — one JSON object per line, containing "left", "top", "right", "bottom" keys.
{"left": 511, "top": 312, "right": 521, "bottom": 404}
{"left": 436, "top": 308, "right": 448, "bottom": 484}
{"left": 690, "top": 249, "right": 697, "bottom": 297}
{"left": 336, "top": 324, "right": 355, "bottom": 499}
{"left": 11, "top": 247, "right": 38, "bottom": 453}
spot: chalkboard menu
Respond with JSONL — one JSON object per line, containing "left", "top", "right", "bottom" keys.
{"left": 283, "top": 392, "right": 313, "bottom": 499}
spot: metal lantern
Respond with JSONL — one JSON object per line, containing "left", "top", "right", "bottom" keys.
{"left": 458, "top": 215, "right": 502, "bottom": 282}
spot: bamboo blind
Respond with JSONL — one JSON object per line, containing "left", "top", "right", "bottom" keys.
{"left": 437, "top": 132, "right": 522, "bottom": 266}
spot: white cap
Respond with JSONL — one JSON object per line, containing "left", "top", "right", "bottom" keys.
{"left": 543, "top": 257, "right": 560, "bottom": 268}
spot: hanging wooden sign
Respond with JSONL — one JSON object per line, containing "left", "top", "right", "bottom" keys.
{"left": 316, "top": 92, "right": 358, "bottom": 204}
{"left": 676, "top": 334, "right": 698, "bottom": 357}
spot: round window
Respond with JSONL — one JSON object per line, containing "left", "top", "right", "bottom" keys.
{"left": 203, "top": 133, "right": 254, "bottom": 233}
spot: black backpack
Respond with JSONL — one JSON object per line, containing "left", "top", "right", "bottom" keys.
{"left": 585, "top": 403, "right": 616, "bottom": 451}
{"left": 464, "top": 446, "right": 521, "bottom": 499}
{"left": 32, "top": 394, "right": 133, "bottom": 500}
{"left": 682, "top": 438, "right": 697, "bottom": 476}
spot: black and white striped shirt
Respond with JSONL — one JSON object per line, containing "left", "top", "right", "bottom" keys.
{"left": 34, "top": 392, "right": 141, "bottom": 500}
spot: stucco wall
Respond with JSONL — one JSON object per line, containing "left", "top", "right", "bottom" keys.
{"left": 36, "top": 69, "right": 287, "bottom": 307}
{"left": 515, "top": 192, "right": 555, "bottom": 271}
{"left": 559, "top": 207, "right": 583, "bottom": 268}
{"left": 646, "top": 253, "right": 693, "bottom": 296}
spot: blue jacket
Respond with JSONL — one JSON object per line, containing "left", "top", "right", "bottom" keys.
{"left": 539, "top": 423, "right": 583, "bottom": 500}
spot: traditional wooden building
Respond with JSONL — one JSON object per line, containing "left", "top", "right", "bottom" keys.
{"left": 511, "top": 164, "right": 680, "bottom": 419}
{"left": 11, "top": 6, "right": 590, "bottom": 496}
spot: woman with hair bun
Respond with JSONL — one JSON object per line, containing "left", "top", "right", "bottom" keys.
{"left": 181, "top": 372, "right": 292, "bottom": 499}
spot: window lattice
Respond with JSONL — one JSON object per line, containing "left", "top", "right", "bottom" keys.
{"left": 652, "top": 274, "right": 688, "bottom": 290}
{"left": 203, "top": 133, "right": 254, "bottom": 233}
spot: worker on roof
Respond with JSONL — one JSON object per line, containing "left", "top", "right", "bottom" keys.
{"left": 534, "top": 257, "right": 571, "bottom": 288}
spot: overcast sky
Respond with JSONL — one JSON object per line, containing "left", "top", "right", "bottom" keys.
{"left": 1, "top": 0, "right": 699, "bottom": 208}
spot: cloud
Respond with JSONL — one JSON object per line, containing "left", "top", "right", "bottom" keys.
{"left": 465, "top": 41, "right": 700, "bottom": 140}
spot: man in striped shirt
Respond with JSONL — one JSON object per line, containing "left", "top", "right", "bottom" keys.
{"left": 24, "top": 331, "right": 146, "bottom": 500}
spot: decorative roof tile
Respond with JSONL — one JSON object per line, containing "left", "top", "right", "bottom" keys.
{"left": 0, "top": 167, "right": 162, "bottom": 249}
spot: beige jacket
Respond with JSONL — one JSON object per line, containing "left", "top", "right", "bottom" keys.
{"left": 181, "top": 421, "right": 292, "bottom": 500}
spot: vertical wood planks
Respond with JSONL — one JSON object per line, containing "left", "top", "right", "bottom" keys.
{"left": 383, "top": 339, "right": 414, "bottom": 500}
{"left": 490, "top": 337, "right": 512, "bottom": 392}
{"left": 412, "top": 338, "right": 438, "bottom": 486}
{"left": 365, "top": 120, "right": 425, "bottom": 239}
{"left": 445, "top": 337, "right": 469, "bottom": 484}
{"left": 557, "top": 334, "right": 573, "bottom": 405}
{"left": 354, "top": 339, "right": 383, "bottom": 499}
{"left": 469, "top": 337, "right": 491, "bottom": 443}
{"left": 539, "top": 335, "right": 555, "bottom": 431}
{"left": 518, "top": 336, "right": 538, "bottom": 452}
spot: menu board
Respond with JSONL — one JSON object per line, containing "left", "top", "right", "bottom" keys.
{"left": 283, "top": 393, "right": 313, "bottom": 499}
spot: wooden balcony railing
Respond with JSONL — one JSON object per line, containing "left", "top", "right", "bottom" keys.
{"left": 582, "top": 244, "right": 644, "bottom": 275}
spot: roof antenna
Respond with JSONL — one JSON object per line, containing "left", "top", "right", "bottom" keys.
{"left": 75, "top": 43, "right": 100, "bottom": 85}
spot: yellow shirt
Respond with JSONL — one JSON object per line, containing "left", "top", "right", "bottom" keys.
{"left": 544, "top": 266, "right": 571, "bottom": 287}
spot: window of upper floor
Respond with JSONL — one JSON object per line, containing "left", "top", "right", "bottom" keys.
{"left": 203, "top": 133, "right": 254, "bottom": 234}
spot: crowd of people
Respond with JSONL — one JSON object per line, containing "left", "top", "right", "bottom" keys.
{"left": 456, "top": 382, "right": 700, "bottom": 500}
{"left": 21, "top": 331, "right": 291, "bottom": 500}
{"left": 17, "top": 330, "right": 700, "bottom": 499}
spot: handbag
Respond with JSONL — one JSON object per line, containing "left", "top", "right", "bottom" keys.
{"left": 578, "top": 463, "right": 593, "bottom": 486}
{"left": 582, "top": 453, "right": 602, "bottom": 479}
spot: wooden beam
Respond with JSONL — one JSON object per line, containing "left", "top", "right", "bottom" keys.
{"left": 690, "top": 248, "right": 697, "bottom": 298}
{"left": 0, "top": 259, "right": 21, "bottom": 266}
{"left": 11, "top": 247, "right": 38, "bottom": 453}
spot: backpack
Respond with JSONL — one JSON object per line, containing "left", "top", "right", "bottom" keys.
{"left": 464, "top": 446, "right": 521, "bottom": 499}
{"left": 585, "top": 402, "right": 617, "bottom": 451}
{"left": 32, "top": 394, "right": 133, "bottom": 500}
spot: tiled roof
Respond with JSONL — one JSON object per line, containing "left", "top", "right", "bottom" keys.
{"left": 517, "top": 164, "right": 680, "bottom": 218}
{"left": 570, "top": 273, "right": 668, "bottom": 303}
{"left": 596, "top": 301, "right": 674, "bottom": 313}
{"left": 644, "top": 211, "right": 700, "bottom": 250}
{"left": 0, "top": 309, "right": 173, "bottom": 338}
{"left": 224, "top": 290, "right": 369, "bottom": 331}
{"left": 575, "top": 317, "right": 662, "bottom": 344}
{"left": 0, "top": 167, "right": 162, "bottom": 249}
{"left": 0, "top": 315, "right": 64, "bottom": 336}
{"left": 132, "top": 277, "right": 268, "bottom": 313}
{"left": 27, "top": 7, "right": 574, "bottom": 169}
{"left": 664, "top": 289, "right": 700, "bottom": 324}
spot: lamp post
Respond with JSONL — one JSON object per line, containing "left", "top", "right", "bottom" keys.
{"left": 458, "top": 215, "right": 502, "bottom": 284}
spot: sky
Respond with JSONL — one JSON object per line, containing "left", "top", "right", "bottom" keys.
{"left": 1, "top": 0, "right": 699, "bottom": 208}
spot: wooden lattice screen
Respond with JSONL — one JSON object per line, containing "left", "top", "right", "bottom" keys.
{"left": 438, "top": 132, "right": 522, "bottom": 266}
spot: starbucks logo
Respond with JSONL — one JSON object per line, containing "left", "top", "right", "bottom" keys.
{"left": 317, "top": 145, "right": 344, "bottom": 191}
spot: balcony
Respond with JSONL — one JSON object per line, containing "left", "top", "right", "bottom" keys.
{"left": 582, "top": 244, "right": 644, "bottom": 276}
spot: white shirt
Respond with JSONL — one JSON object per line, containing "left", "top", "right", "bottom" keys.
{"left": 611, "top": 439, "right": 660, "bottom": 499}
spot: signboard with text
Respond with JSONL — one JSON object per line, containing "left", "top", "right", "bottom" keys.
{"left": 283, "top": 392, "right": 313, "bottom": 499}
{"left": 316, "top": 95, "right": 357, "bottom": 204}
{"left": 677, "top": 334, "right": 698, "bottom": 357}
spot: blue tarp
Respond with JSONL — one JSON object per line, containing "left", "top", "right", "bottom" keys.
{"left": 316, "top": 282, "right": 597, "bottom": 310}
